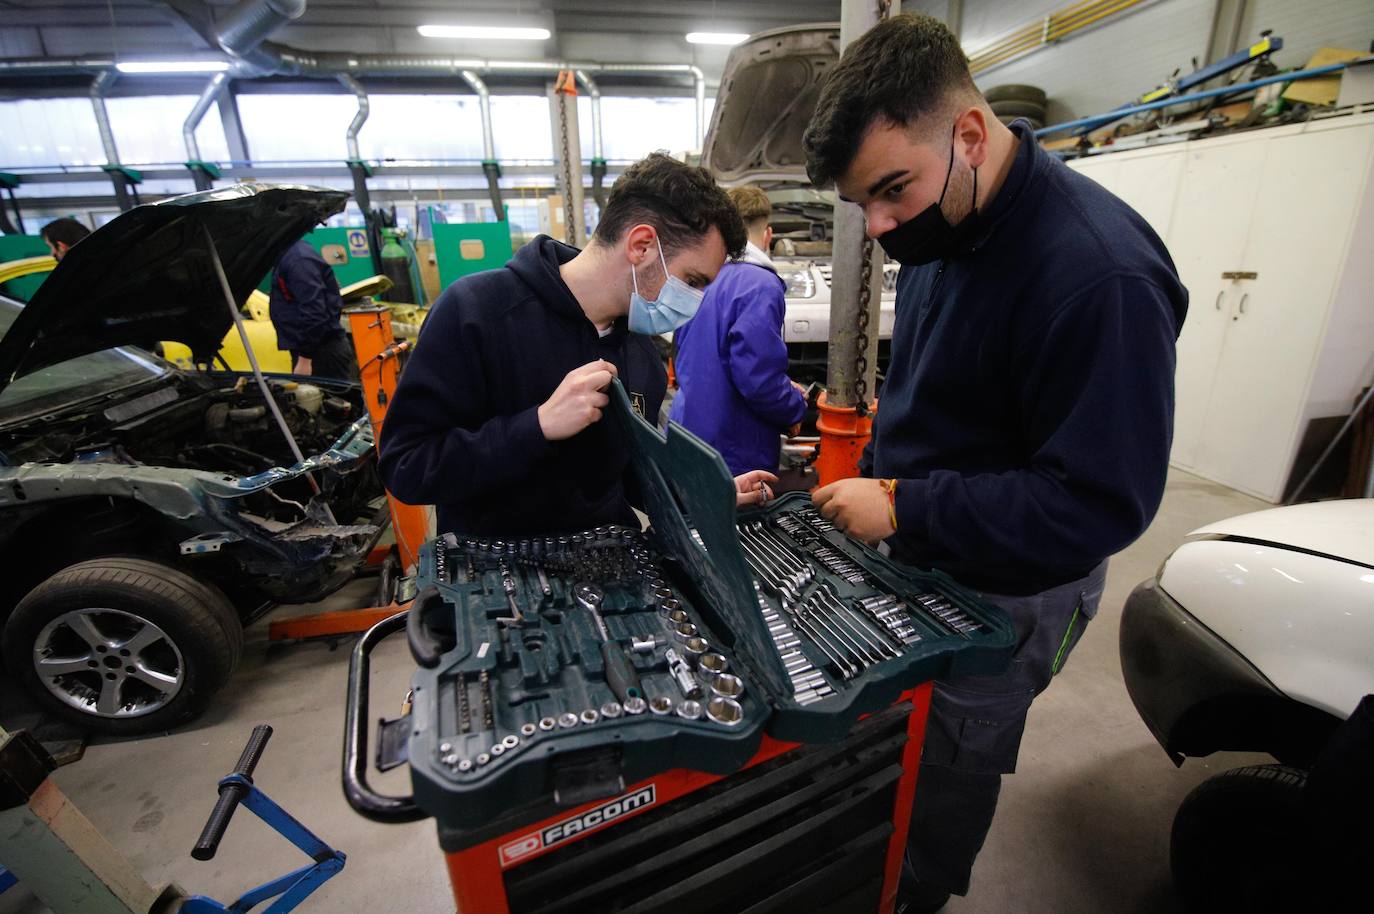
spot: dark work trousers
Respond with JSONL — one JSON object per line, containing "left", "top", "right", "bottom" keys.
{"left": 293, "top": 332, "right": 358, "bottom": 381}
{"left": 904, "top": 560, "right": 1109, "bottom": 896}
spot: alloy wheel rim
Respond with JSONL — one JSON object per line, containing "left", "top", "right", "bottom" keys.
{"left": 32, "top": 607, "right": 185, "bottom": 718}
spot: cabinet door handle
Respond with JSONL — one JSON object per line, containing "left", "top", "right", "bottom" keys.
{"left": 1238, "top": 293, "right": 1249, "bottom": 314}
{"left": 1214, "top": 290, "right": 1225, "bottom": 311}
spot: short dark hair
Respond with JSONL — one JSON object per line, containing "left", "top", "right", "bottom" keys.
{"left": 593, "top": 152, "right": 746, "bottom": 259}
{"left": 803, "top": 14, "right": 980, "bottom": 187}
{"left": 40, "top": 217, "right": 92, "bottom": 249}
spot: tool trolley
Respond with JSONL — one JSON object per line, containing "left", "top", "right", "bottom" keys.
{"left": 343, "top": 382, "right": 1015, "bottom": 913}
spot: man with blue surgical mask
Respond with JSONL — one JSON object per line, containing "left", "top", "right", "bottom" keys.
{"left": 380, "top": 153, "right": 778, "bottom": 538}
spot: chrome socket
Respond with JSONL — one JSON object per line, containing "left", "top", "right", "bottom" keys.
{"left": 580, "top": 708, "right": 600, "bottom": 725}
{"left": 649, "top": 695, "right": 673, "bottom": 715}
{"left": 457, "top": 759, "right": 473, "bottom": 772}
{"left": 623, "top": 696, "right": 647, "bottom": 715}
{"left": 706, "top": 696, "right": 744, "bottom": 726}
{"left": 538, "top": 716, "right": 557, "bottom": 731}
{"left": 490, "top": 743, "right": 505, "bottom": 757}
{"left": 557, "top": 712, "right": 578, "bottom": 729}
{"left": 710, "top": 673, "right": 744, "bottom": 699}
{"left": 676, "top": 699, "right": 703, "bottom": 720}
{"left": 601, "top": 701, "right": 623, "bottom": 719}
{"left": 477, "top": 752, "right": 491, "bottom": 765}
{"left": 519, "top": 723, "right": 537, "bottom": 737}
{"left": 501, "top": 735, "right": 519, "bottom": 750}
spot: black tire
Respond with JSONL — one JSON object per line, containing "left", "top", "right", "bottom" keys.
{"left": 990, "top": 99, "right": 1047, "bottom": 121}
{"left": 984, "top": 83, "right": 1048, "bottom": 106}
{"left": 998, "top": 115, "right": 1045, "bottom": 130}
{"left": 2, "top": 558, "right": 242, "bottom": 736}
{"left": 1170, "top": 765, "right": 1312, "bottom": 913}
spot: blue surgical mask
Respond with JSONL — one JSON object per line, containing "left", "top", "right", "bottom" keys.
{"left": 628, "top": 238, "right": 705, "bottom": 335}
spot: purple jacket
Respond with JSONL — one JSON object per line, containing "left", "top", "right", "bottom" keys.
{"left": 669, "top": 248, "right": 806, "bottom": 476}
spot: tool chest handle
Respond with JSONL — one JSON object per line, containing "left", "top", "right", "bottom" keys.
{"left": 344, "top": 610, "right": 428, "bottom": 823}
{"left": 192, "top": 724, "right": 272, "bottom": 861}
{"left": 406, "top": 585, "right": 445, "bottom": 668}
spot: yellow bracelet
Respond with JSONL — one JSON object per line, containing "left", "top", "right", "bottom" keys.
{"left": 882, "top": 478, "right": 899, "bottom": 532}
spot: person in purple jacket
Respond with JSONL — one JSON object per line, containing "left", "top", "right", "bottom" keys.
{"left": 669, "top": 186, "right": 806, "bottom": 478}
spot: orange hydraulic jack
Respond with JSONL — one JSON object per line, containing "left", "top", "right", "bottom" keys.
{"left": 268, "top": 306, "right": 430, "bottom": 641}
{"left": 814, "top": 393, "right": 878, "bottom": 488}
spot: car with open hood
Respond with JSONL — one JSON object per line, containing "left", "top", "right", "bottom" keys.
{"left": 0, "top": 183, "right": 388, "bottom": 736}
{"left": 700, "top": 23, "right": 898, "bottom": 386}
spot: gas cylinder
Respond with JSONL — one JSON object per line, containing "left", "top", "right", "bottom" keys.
{"left": 379, "top": 228, "right": 416, "bottom": 303}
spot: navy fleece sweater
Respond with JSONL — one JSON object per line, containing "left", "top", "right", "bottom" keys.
{"left": 378, "top": 235, "right": 666, "bottom": 537}
{"left": 870, "top": 121, "right": 1187, "bottom": 595}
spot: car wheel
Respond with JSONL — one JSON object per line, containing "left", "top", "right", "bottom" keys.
{"left": 1170, "top": 764, "right": 1311, "bottom": 912}
{"left": 3, "top": 558, "right": 243, "bottom": 736}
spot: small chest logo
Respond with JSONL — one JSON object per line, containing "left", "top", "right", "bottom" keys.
{"left": 629, "top": 391, "right": 647, "bottom": 418}
{"left": 497, "top": 784, "right": 657, "bottom": 867}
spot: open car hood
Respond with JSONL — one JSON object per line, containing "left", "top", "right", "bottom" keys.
{"left": 700, "top": 23, "right": 841, "bottom": 186}
{"left": 0, "top": 183, "right": 348, "bottom": 392}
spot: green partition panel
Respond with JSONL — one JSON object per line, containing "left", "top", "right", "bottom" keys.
{"left": 432, "top": 222, "right": 514, "bottom": 291}
{"left": 255, "top": 225, "right": 377, "bottom": 293}
{"left": 0, "top": 234, "right": 52, "bottom": 301}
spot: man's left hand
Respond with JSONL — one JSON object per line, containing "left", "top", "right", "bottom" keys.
{"left": 812, "top": 477, "right": 894, "bottom": 544}
{"left": 734, "top": 469, "right": 780, "bottom": 507}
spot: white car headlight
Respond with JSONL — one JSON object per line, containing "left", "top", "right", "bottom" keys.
{"left": 778, "top": 268, "right": 816, "bottom": 299}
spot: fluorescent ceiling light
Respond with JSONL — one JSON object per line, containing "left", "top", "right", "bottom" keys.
{"left": 417, "top": 25, "right": 551, "bottom": 40}
{"left": 116, "top": 60, "right": 230, "bottom": 74}
{"left": 685, "top": 32, "right": 749, "bottom": 46}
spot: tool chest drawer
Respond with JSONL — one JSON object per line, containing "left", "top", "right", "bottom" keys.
{"left": 466, "top": 703, "right": 916, "bottom": 914}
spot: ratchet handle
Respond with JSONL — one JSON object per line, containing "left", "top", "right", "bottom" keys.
{"left": 192, "top": 724, "right": 273, "bottom": 861}
{"left": 601, "top": 641, "right": 643, "bottom": 703}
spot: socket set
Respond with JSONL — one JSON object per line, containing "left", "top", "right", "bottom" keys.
{"left": 396, "top": 382, "right": 1014, "bottom": 827}
{"left": 404, "top": 524, "right": 773, "bottom": 826}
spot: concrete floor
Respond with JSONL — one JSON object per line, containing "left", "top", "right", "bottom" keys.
{"left": 0, "top": 469, "right": 1271, "bottom": 913}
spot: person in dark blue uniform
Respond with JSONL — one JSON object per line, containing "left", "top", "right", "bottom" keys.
{"left": 670, "top": 185, "right": 807, "bottom": 477}
{"left": 268, "top": 240, "right": 356, "bottom": 379}
{"left": 379, "top": 153, "right": 777, "bottom": 538}
{"left": 801, "top": 15, "right": 1187, "bottom": 912}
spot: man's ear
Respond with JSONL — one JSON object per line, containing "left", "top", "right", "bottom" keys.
{"left": 764, "top": 226, "right": 774, "bottom": 252}
{"left": 623, "top": 224, "right": 658, "bottom": 265}
{"left": 955, "top": 106, "right": 991, "bottom": 170}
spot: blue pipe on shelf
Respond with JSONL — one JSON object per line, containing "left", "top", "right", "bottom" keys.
{"left": 1035, "top": 58, "right": 1371, "bottom": 138}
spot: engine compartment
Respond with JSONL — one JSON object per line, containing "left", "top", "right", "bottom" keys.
{"left": 1, "top": 375, "right": 360, "bottom": 475}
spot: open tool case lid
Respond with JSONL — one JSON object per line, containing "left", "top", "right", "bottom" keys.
{"left": 608, "top": 380, "right": 1016, "bottom": 742}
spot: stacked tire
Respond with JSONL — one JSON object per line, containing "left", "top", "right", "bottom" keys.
{"left": 985, "top": 84, "right": 1047, "bottom": 131}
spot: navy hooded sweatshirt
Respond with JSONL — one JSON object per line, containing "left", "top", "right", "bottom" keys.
{"left": 869, "top": 121, "right": 1187, "bottom": 595}
{"left": 378, "top": 235, "right": 667, "bottom": 537}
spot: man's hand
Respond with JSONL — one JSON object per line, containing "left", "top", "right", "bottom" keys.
{"left": 734, "top": 469, "right": 780, "bottom": 507}
{"left": 538, "top": 360, "right": 619, "bottom": 441}
{"left": 812, "top": 477, "right": 894, "bottom": 544}
{"left": 293, "top": 356, "right": 313, "bottom": 376}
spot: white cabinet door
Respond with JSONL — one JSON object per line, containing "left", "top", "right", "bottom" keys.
{"left": 1194, "top": 124, "right": 1374, "bottom": 500}
{"left": 1162, "top": 139, "right": 1269, "bottom": 469}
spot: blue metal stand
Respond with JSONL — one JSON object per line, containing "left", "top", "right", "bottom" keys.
{"left": 180, "top": 726, "right": 345, "bottom": 913}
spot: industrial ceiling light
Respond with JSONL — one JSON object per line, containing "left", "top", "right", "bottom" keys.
{"left": 417, "top": 25, "right": 551, "bottom": 40}
{"left": 116, "top": 60, "right": 231, "bottom": 74}
{"left": 685, "top": 32, "right": 749, "bottom": 46}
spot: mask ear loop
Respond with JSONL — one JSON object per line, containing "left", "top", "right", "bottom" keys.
{"left": 936, "top": 124, "right": 958, "bottom": 207}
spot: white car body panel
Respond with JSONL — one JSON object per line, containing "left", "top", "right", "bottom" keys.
{"left": 1189, "top": 499, "right": 1374, "bottom": 568}
{"left": 1158, "top": 501, "right": 1374, "bottom": 719}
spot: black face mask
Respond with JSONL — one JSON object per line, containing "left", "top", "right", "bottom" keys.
{"left": 876, "top": 128, "right": 979, "bottom": 267}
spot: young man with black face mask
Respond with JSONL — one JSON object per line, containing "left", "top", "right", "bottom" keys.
{"left": 380, "top": 153, "right": 777, "bottom": 538}
{"left": 802, "top": 15, "right": 1187, "bottom": 912}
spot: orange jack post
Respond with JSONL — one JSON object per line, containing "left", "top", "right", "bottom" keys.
{"left": 348, "top": 306, "right": 428, "bottom": 572}
{"left": 814, "top": 392, "right": 877, "bottom": 488}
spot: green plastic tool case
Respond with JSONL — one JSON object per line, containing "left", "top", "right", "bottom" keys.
{"left": 404, "top": 382, "right": 1014, "bottom": 827}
